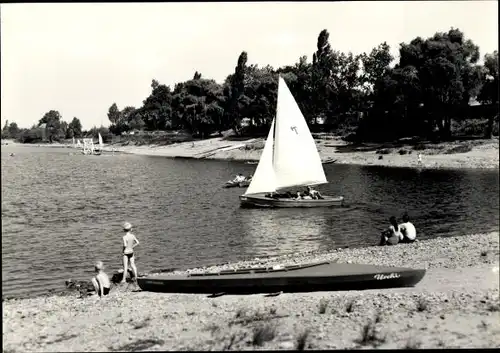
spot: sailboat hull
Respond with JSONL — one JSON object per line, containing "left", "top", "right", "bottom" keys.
{"left": 240, "top": 193, "right": 344, "bottom": 208}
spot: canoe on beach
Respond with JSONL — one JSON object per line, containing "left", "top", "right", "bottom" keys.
{"left": 137, "top": 261, "right": 426, "bottom": 294}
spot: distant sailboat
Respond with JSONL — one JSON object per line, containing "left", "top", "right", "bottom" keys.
{"left": 93, "top": 133, "right": 103, "bottom": 155}
{"left": 98, "top": 133, "right": 104, "bottom": 149}
{"left": 239, "top": 76, "right": 344, "bottom": 208}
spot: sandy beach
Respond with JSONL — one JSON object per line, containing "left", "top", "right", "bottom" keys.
{"left": 4, "top": 135, "right": 498, "bottom": 169}
{"left": 99, "top": 135, "right": 499, "bottom": 170}
{"left": 3, "top": 231, "right": 499, "bottom": 351}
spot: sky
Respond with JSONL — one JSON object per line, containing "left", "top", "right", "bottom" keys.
{"left": 1, "top": 1, "right": 498, "bottom": 130}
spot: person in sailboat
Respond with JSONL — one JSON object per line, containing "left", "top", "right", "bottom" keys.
{"left": 294, "top": 191, "right": 310, "bottom": 200}
{"left": 379, "top": 216, "right": 402, "bottom": 246}
{"left": 234, "top": 173, "right": 245, "bottom": 183}
{"left": 306, "top": 186, "right": 323, "bottom": 200}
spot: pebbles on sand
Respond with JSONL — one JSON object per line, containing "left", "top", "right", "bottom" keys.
{"left": 3, "top": 232, "right": 499, "bottom": 351}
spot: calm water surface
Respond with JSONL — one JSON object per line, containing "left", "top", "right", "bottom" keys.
{"left": 1, "top": 145, "right": 499, "bottom": 297}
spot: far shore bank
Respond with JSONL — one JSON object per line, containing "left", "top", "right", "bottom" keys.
{"left": 3, "top": 232, "right": 499, "bottom": 351}
{"left": 3, "top": 135, "right": 498, "bottom": 170}
{"left": 103, "top": 135, "right": 499, "bottom": 170}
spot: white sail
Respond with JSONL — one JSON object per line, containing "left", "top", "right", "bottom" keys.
{"left": 98, "top": 133, "right": 104, "bottom": 148}
{"left": 273, "top": 76, "right": 327, "bottom": 189}
{"left": 244, "top": 118, "right": 277, "bottom": 195}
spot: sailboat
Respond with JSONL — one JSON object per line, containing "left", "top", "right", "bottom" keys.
{"left": 94, "top": 133, "right": 104, "bottom": 155}
{"left": 239, "top": 76, "right": 344, "bottom": 208}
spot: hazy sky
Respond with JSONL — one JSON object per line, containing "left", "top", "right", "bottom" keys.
{"left": 1, "top": 1, "right": 498, "bottom": 129}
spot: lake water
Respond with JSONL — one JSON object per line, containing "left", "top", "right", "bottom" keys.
{"left": 1, "top": 145, "right": 499, "bottom": 298}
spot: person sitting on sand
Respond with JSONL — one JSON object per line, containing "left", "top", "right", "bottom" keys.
{"left": 379, "top": 216, "right": 402, "bottom": 246}
{"left": 91, "top": 261, "right": 111, "bottom": 297}
{"left": 121, "top": 222, "right": 140, "bottom": 284}
{"left": 295, "top": 191, "right": 303, "bottom": 200}
{"left": 398, "top": 213, "right": 417, "bottom": 243}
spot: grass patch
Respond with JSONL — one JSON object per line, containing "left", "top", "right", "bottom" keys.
{"left": 398, "top": 149, "right": 409, "bottom": 155}
{"left": 445, "top": 145, "right": 473, "bottom": 154}
{"left": 132, "top": 316, "right": 151, "bottom": 330}
{"left": 295, "top": 329, "right": 310, "bottom": 351}
{"left": 345, "top": 300, "right": 355, "bottom": 313}
{"left": 478, "top": 320, "right": 489, "bottom": 330}
{"left": 318, "top": 299, "right": 329, "bottom": 314}
{"left": 487, "top": 303, "right": 499, "bottom": 312}
{"left": 413, "top": 143, "right": 427, "bottom": 151}
{"left": 110, "top": 338, "right": 165, "bottom": 352}
{"left": 41, "top": 332, "right": 79, "bottom": 345}
{"left": 356, "top": 320, "right": 386, "bottom": 347}
{"left": 404, "top": 337, "right": 422, "bottom": 349}
{"left": 376, "top": 148, "right": 391, "bottom": 155}
{"left": 230, "top": 309, "right": 287, "bottom": 327}
{"left": 416, "top": 297, "right": 429, "bottom": 312}
{"left": 222, "top": 332, "right": 247, "bottom": 351}
{"left": 252, "top": 323, "right": 277, "bottom": 346}
{"left": 204, "top": 323, "right": 221, "bottom": 335}
{"left": 244, "top": 141, "right": 265, "bottom": 150}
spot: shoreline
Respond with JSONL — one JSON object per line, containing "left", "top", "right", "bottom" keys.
{"left": 3, "top": 232, "right": 499, "bottom": 350}
{"left": 104, "top": 135, "right": 499, "bottom": 170}
{"left": 7, "top": 135, "right": 497, "bottom": 170}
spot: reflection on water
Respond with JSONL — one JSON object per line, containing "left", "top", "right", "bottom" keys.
{"left": 1, "top": 145, "right": 499, "bottom": 297}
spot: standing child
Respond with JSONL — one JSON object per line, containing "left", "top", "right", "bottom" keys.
{"left": 91, "top": 261, "right": 111, "bottom": 297}
{"left": 121, "top": 222, "right": 140, "bottom": 284}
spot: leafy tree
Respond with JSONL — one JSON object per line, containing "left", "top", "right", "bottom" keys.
{"left": 311, "top": 29, "right": 335, "bottom": 124}
{"left": 39, "top": 110, "right": 63, "bottom": 143}
{"left": 107, "top": 103, "right": 120, "bottom": 125}
{"left": 171, "top": 77, "right": 225, "bottom": 137}
{"left": 68, "top": 117, "right": 83, "bottom": 138}
{"left": 1, "top": 121, "right": 20, "bottom": 139}
{"left": 225, "top": 51, "right": 248, "bottom": 134}
{"left": 397, "top": 28, "right": 483, "bottom": 139}
{"left": 478, "top": 51, "right": 499, "bottom": 138}
{"left": 141, "top": 81, "right": 173, "bottom": 130}
{"left": 360, "top": 42, "right": 394, "bottom": 92}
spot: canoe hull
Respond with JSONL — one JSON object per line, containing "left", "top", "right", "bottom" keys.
{"left": 239, "top": 193, "right": 344, "bottom": 208}
{"left": 137, "top": 262, "right": 426, "bottom": 294}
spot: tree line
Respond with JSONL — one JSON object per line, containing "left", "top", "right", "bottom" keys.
{"left": 2, "top": 27, "right": 498, "bottom": 144}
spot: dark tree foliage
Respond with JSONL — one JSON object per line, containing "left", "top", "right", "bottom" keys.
{"left": 8, "top": 28, "right": 497, "bottom": 143}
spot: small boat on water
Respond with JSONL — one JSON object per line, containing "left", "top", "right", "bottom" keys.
{"left": 93, "top": 133, "right": 104, "bottom": 155}
{"left": 223, "top": 179, "right": 251, "bottom": 188}
{"left": 322, "top": 158, "right": 337, "bottom": 165}
{"left": 137, "top": 261, "right": 426, "bottom": 294}
{"left": 223, "top": 174, "right": 252, "bottom": 188}
{"left": 239, "top": 76, "right": 343, "bottom": 208}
